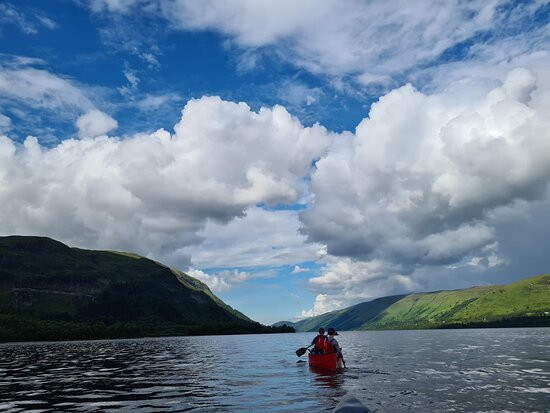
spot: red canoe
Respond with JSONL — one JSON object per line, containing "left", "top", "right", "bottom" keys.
{"left": 308, "top": 352, "right": 344, "bottom": 370}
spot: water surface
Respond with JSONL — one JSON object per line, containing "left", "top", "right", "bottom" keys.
{"left": 0, "top": 328, "right": 548, "bottom": 412}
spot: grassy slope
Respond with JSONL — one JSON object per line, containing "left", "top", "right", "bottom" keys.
{"left": 0, "top": 236, "right": 288, "bottom": 341}
{"left": 362, "top": 274, "right": 550, "bottom": 329}
{"left": 292, "top": 295, "right": 407, "bottom": 332}
{"left": 287, "top": 274, "right": 550, "bottom": 332}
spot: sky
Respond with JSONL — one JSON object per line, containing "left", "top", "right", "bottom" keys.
{"left": 1, "top": 0, "right": 549, "bottom": 324}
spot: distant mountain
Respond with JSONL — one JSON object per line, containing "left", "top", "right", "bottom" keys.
{"left": 282, "top": 274, "right": 550, "bottom": 332}
{"left": 272, "top": 321, "right": 296, "bottom": 328}
{"left": 0, "top": 236, "right": 292, "bottom": 342}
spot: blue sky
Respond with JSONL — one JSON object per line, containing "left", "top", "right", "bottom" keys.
{"left": 1, "top": 0, "right": 371, "bottom": 142}
{"left": 1, "top": 0, "right": 549, "bottom": 324}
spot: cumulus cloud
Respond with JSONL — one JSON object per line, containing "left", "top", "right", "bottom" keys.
{"left": 188, "top": 267, "right": 283, "bottom": 293}
{"left": 177, "top": 206, "right": 324, "bottom": 269}
{"left": 301, "top": 255, "right": 418, "bottom": 315}
{"left": 309, "top": 258, "right": 407, "bottom": 292}
{"left": 187, "top": 268, "right": 249, "bottom": 292}
{"left": 0, "top": 97, "right": 332, "bottom": 269}
{"left": 301, "top": 269, "right": 419, "bottom": 317}
{"left": 297, "top": 65, "right": 550, "bottom": 313}
{"left": 301, "top": 293, "right": 344, "bottom": 318}
{"left": 76, "top": 109, "right": 118, "bottom": 137}
{"left": 6, "top": 1, "right": 550, "bottom": 318}
{"left": 303, "top": 67, "right": 550, "bottom": 260}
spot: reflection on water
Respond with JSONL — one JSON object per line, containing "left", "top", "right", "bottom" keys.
{"left": 309, "top": 366, "right": 345, "bottom": 389}
{"left": 0, "top": 328, "right": 548, "bottom": 412}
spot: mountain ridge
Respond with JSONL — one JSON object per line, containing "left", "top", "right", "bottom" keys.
{"left": 279, "top": 274, "right": 550, "bottom": 331}
{"left": 0, "top": 235, "right": 292, "bottom": 342}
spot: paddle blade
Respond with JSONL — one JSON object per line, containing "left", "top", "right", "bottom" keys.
{"left": 296, "top": 347, "right": 307, "bottom": 357}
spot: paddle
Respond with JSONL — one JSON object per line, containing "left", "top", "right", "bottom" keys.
{"left": 296, "top": 344, "right": 313, "bottom": 357}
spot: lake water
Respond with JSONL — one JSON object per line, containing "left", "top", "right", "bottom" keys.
{"left": 0, "top": 328, "right": 548, "bottom": 412}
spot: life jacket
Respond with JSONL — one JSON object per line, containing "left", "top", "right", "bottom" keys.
{"left": 324, "top": 337, "right": 335, "bottom": 353}
{"left": 314, "top": 335, "right": 326, "bottom": 349}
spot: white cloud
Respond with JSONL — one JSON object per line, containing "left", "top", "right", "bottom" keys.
{"left": 137, "top": 92, "right": 182, "bottom": 111}
{"left": 35, "top": 15, "right": 58, "bottom": 30}
{"left": 188, "top": 267, "right": 279, "bottom": 293}
{"left": 0, "top": 60, "right": 107, "bottom": 141}
{"left": 301, "top": 257, "right": 420, "bottom": 317}
{"left": 85, "top": 1, "right": 548, "bottom": 95}
{"left": 0, "top": 65, "right": 93, "bottom": 112}
{"left": 416, "top": 225, "right": 495, "bottom": 264}
{"left": 297, "top": 64, "right": 550, "bottom": 313}
{"left": 0, "top": 3, "right": 37, "bottom": 34}
{"left": 356, "top": 72, "right": 393, "bottom": 87}
{"left": 139, "top": 52, "right": 160, "bottom": 68}
{"left": 0, "top": 97, "right": 332, "bottom": 270}
{"left": 123, "top": 66, "right": 139, "bottom": 89}
{"left": 462, "top": 242, "right": 507, "bottom": 269}
{"left": 303, "top": 66, "right": 550, "bottom": 260}
{"left": 90, "top": 0, "right": 143, "bottom": 13}
{"left": 187, "top": 269, "right": 228, "bottom": 292}
{"left": 409, "top": 23, "right": 550, "bottom": 92}
{"left": 301, "top": 293, "right": 344, "bottom": 318}
{"left": 118, "top": 64, "right": 141, "bottom": 97}
{"left": 160, "top": 0, "right": 498, "bottom": 77}
{"left": 177, "top": 206, "right": 324, "bottom": 269}
{"left": 0, "top": 3, "right": 58, "bottom": 34}
{"left": 161, "top": 1, "right": 546, "bottom": 85}
{"left": 0, "top": 114, "right": 12, "bottom": 133}
{"left": 292, "top": 265, "right": 309, "bottom": 274}
{"left": 4, "top": 1, "right": 550, "bottom": 318}
{"left": 85, "top": 0, "right": 550, "bottom": 100}
{"left": 309, "top": 257, "right": 401, "bottom": 291}
{"left": 276, "top": 80, "right": 322, "bottom": 108}
{"left": 76, "top": 109, "right": 118, "bottom": 137}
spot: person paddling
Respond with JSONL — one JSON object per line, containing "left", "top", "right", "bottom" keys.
{"left": 311, "top": 327, "right": 326, "bottom": 354}
{"left": 325, "top": 327, "right": 346, "bottom": 367}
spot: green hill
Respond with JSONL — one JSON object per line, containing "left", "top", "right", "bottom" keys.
{"left": 0, "top": 236, "right": 292, "bottom": 342}
{"left": 284, "top": 274, "right": 550, "bottom": 332}
{"left": 288, "top": 295, "right": 407, "bottom": 332}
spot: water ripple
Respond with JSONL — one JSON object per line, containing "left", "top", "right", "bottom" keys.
{"left": 0, "top": 329, "right": 548, "bottom": 412}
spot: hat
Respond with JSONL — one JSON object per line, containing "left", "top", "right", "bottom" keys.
{"left": 327, "top": 327, "right": 338, "bottom": 336}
